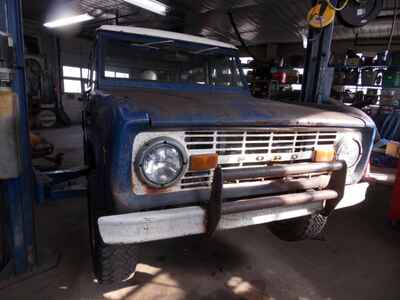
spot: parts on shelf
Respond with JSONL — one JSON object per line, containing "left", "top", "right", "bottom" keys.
{"left": 365, "top": 89, "right": 379, "bottom": 105}
{"left": 381, "top": 89, "right": 400, "bottom": 107}
{"left": 271, "top": 70, "right": 300, "bottom": 84}
{"left": 351, "top": 90, "right": 378, "bottom": 108}
{"left": 248, "top": 56, "right": 303, "bottom": 101}
{"left": 361, "top": 69, "right": 379, "bottom": 86}
{"left": 345, "top": 50, "right": 362, "bottom": 67}
{"left": 334, "top": 50, "right": 389, "bottom": 69}
{"left": 249, "top": 61, "right": 274, "bottom": 98}
{"left": 346, "top": 69, "right": 359, "bottom": 85}
{"left": 332, "top": 85, "right": 378, "bottom": 108}
{"left": 333, "top": 49, "right": 388, "bottom": 88}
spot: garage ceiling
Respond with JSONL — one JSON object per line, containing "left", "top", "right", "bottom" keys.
{"left": 22, "top": 0, "right": 400, "bottom": 45}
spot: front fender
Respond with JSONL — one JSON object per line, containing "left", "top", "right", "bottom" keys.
{"left": 109, "top": 104, "right": 151, "bottom": 211}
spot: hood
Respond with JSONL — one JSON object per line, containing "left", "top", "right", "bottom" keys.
{"left": 104, "top": 88, "right": 366, "bottom": 128}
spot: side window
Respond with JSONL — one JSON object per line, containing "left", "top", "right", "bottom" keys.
{"left": 180, "top": 67, "right": 207, "bottom": 85}
{"left": 104, "top": 70, "right": 130, "bottom": 79}
{"left": 62, "top": 63, "right": 97, "bottom": 94}
{"left": 209, "top": 57, "right": 243, "bottom": 88}
{"left": 62, "top": 66, "right": 82, "bottom": 93}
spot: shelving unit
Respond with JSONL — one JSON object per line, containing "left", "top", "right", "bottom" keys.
{"left": 332, "top": 64, "right": 387, "bottom": 104}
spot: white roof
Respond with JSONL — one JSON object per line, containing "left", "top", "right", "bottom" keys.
{"left": 98, "top": 25, "right": 237, "bottom": 50}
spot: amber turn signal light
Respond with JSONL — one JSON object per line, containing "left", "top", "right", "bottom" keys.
{"left": 313, "top": 149, "right": 336, "bottom": 162}
{"left": 189, "top": 154, "right": 218, "bottom": 171}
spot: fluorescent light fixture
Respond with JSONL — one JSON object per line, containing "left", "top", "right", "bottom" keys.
{"left": 44, "top": 13, "right": 94, "bottom": 28}
{"left": 301, "top": 33, "right": 308, "bottom": 49}
{"left": 123, "top": 0, "right": 168, "bottom": 16}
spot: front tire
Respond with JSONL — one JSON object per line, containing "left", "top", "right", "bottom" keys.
{"left": 87, "top": 169, "right": 138, "bottom": 284}
{"left": 94, "top": 232, "right": 138, "bottom": 284}
{"left": 268, "top": 213, "right": 328, "bottom": 241}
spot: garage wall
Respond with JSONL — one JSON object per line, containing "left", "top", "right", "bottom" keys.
{"left": 24, "top": 19, "right": 93, "bottom": 124}
{"left": 59, "top": 36, "right": 92, "bottom": 124}
{"left": 59, "top": 36, "right": 92, "bottom": 67}
{"left": 23, "top": 20, "right": 59, "bottom": 80}
{"left": 239, "top": 44, "right": 278, "bottom": 61}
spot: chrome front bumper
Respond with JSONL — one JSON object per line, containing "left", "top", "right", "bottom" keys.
{"left": 98, "top": 182, "right": 369, "bottom": 245}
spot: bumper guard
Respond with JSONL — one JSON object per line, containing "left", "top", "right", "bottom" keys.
{"left": 206, "top": 161, "right": 347, "bottom": 235}
{"left": 98, "top": 161, "right": 362, "bottom": 245}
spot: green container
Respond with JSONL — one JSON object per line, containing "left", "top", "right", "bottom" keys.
{"left": 383, "top": 68, "right": 400, "bottom": 88}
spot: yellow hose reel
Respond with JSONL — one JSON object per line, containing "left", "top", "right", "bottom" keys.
{"left": 307, "top": 3, "right": 336, "bottom": 28}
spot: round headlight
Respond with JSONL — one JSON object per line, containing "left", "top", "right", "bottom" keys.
{"left": 336, "top": 137, "right": 362, "bottom": 168}
{"left": 136, "top": 138, "right": 188, "bottom": 188}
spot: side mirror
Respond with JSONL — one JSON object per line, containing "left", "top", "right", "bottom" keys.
{"left": 82, "top": 78, "right": 92, "bottom": 95}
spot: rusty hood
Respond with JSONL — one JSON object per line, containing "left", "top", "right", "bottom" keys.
{"left": 105, "top": 88, "right": 367, "bottom": 128}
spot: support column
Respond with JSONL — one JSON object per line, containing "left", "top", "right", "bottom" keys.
{"left": 301, "top": 0, "right": 337, "bottom": 104}
{"left": 0, "top": 0, "right": 36, "bottom": 274}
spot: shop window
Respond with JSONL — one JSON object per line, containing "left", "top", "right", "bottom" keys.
{"left": 62, "top": 65, "right": 96, "bottom": 94}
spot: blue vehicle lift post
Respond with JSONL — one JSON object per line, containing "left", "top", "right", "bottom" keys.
{"left": 301, "top": 0, "right": 338, "bottom": 104}
{"left": 0, "top": 0, "right": 36, "bottom": 277}
{"left": 0, "top": 0, "right": 79, "bottom": 284}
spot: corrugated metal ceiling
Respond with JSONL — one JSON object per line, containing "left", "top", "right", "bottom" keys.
{"left": 22, "top": 0, "right": 400, "bottom": 45}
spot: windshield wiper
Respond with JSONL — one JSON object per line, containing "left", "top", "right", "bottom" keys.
{"left": 192, "top": 46, "right": 220, "bottom": 54}
{"left": 131, "top": 39, "right": 175, "bottom": 50}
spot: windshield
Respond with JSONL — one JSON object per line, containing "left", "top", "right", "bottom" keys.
{"left": 102, "top": 36, "right": 244, "bottom": 88}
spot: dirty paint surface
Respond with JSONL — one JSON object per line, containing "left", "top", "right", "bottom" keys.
{"left": 105, "top": 88, "right": 366, "bottom": 129}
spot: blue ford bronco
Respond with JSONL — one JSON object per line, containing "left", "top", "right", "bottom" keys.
{"left": 83, "top": 25, "right": 375, "bottom": 283}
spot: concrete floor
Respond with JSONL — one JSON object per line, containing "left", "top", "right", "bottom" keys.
{"left": 1, "top": 126, "right": 400, "bottom": 300}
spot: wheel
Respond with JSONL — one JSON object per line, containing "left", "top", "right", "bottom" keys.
{"left": 87, "top": 169, "right": 138, "bottom": 284}
{"left": 268, "top": 213, "right": 328, "bottom": 241}
{"left": 93, "top": 232, "right": 138, "bottom": 284}
{"left": 36, "top": 109, "right": 57, "bottom": 128}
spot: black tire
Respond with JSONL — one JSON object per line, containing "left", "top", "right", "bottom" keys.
{"left": 268, "top": 213, "right": 328, "bottom": 241}
{"left": 94, "top": 233, "right": 138, "bottom": 284}
{"left": 87, "top": 169, "right": 138, "bottom": 284}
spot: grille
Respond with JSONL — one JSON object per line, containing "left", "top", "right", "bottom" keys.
{"left": 180, "top": 129, "right": 338, "bottom": 190}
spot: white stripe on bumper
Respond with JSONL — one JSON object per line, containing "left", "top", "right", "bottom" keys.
{"left": 98, "top": 182, "right": 369, "bottom": 244}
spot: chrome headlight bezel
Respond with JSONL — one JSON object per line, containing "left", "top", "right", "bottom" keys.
{"left": 336, "top": 137, "right": 362, "bottom": 169}
{"left": 335, "top": 136, "right": 363, "bottom": 184}
{"left": 135, "top": 137, "right": 188, "bottom": 189}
